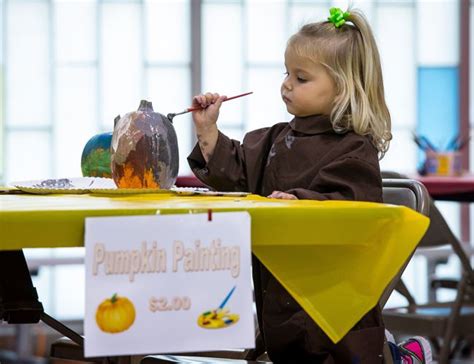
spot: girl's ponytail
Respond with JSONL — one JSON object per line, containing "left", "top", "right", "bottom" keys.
{"left": 345, "top": 10, "right": 392, "bottom": 157}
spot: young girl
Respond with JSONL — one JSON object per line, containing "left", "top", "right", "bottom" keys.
{"left": 188, "top": 7, "right": 428, "bottom": 364}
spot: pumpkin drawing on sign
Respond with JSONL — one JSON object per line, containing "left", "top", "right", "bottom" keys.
{"left": 96, "top": 294, "right": 136, "bottom": 333}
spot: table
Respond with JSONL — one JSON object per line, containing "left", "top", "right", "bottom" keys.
{"left": 0, "top": 192, "right": 428, "bottom": 349}
{"left": 415, "top": 174, "right": 474, "bottom": 242}
{"left": 414, "top": 175, "right": 474, "bottom": 301}
{"left": 417, "top": 175, "right": 474, "bottom": 202}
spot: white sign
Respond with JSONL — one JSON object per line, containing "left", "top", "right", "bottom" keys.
{"left": 84, "top": 212, "right": 254, "bottom": 357}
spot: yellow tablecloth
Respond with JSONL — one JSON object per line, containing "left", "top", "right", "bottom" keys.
{"left": 0, "top": 192, "right": 429, "bottom": 343}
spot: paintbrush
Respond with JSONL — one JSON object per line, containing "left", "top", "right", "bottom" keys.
{"left": 167, "top": 92, "right": 253, "bottom": 121}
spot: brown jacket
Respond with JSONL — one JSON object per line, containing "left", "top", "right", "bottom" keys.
{"left": 188, "top": 114, "right": 385, "bottom": 363}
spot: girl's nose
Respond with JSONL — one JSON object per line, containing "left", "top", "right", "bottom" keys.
{"left": 282, "top": 79, "right": 292, "bottom": 91}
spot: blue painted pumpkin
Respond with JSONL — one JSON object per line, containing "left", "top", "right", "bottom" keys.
{"left": 81, "top": 132, "right": 113, "bottom": 178}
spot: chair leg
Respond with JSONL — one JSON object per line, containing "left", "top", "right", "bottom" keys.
{"left": 438, "top": 274, "right": 468, "bottom": 364}
{"left": 429, "top": 337, "right": 440, "bottom": 354}
{"left": 450, "top": 337, "right": 464, "bottom": 359}
{"left": 382, "top": 340, "right": 394, "bottom": 364}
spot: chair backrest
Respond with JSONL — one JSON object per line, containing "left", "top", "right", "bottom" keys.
{"left": 382, "top": 173, "right": 473, "bottom": 271}
{"left": 379, "top": 178, "right": 431, "bottom": 307}
{"left": 382, "top": 178, "right": 430, "bottom": 217}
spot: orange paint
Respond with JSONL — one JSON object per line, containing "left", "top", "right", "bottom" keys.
{"left": 115, "top": 162, "right": 160, "bottom": 189}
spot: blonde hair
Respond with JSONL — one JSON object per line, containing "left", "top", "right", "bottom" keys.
{"left": 287, "top": 9, "right": 392, "bottom": 158}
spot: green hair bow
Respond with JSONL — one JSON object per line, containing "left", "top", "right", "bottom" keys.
{"left": 328, "top": 7, "right": 350, "bottom": 28}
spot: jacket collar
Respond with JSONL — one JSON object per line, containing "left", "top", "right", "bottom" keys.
{"left": 289, "top": 114, "right": 335, "bottom": 135}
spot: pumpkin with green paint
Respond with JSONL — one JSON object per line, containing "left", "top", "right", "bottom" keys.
{"left": 81, "top": 132, "right": 113, "bottom": 178}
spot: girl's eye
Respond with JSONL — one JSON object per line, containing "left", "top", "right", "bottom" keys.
{"left": 297, "top": 77, "right": 307, "bottom": 83}
{"left": 283, "top": 72, "right": 289, "bottom": 77}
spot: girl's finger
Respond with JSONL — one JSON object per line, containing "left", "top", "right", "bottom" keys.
{"left": 204, "top": 92, "right": 216, "bottom": 104}
{"left": 268, "top": 191, "right": 297, "bottom": 200}
{"left": 192, "top": 95, "right": 202, "bottom": 106}
{"left": 200, "top": 95, "right": 209, "bottom": 108}
{"left": 214, "top": 95, "right": 226, "bottom": 109}
{"left": 194, "top": 95, "right": 203, "bottom": 108}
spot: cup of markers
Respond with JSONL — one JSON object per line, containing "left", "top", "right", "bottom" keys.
{"left": 424, "top": 151, "right": 462, "bottom": 176}
{"left": 413, "top": 133, "right": 468, "bottom": 177}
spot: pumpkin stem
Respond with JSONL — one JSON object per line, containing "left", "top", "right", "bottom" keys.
{"left": 111, "top": 293, "right": 118, "bottom": 304}
{"left": 138, "top": 100, "right": 154, "bottom": 112}
{"left": 114, "top": 115, "right": 121, "bottom": 127}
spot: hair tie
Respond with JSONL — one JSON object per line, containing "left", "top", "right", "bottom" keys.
{"left": 328, "top": 7, "right": 350, "bottom": 28}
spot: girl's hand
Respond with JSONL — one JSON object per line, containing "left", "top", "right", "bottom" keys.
{"left": 267, "top": 191, "right": 298, "bottom": 200}
{"left": 192, "top": 92, "right": 227, "bottom": 131}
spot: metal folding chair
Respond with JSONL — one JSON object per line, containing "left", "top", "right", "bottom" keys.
{"left": 381, "top": 174, "right": 474, "bottom": 364}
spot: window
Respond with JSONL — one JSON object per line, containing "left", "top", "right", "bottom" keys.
{"left": 1, "top": 0, "right": 458, "bottom": 317}
{"left": 1, "top": 0, "right": 192, "bottom": 184}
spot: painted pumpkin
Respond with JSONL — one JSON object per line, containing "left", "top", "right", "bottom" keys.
{"left": 111, "top": 100, "right": 179, "bottom": 189}
{"left": 81, "top": 132, "right": 113, "bottom": 178}
{"left": 95, "top": 294, "right": 136, "bottom": 333}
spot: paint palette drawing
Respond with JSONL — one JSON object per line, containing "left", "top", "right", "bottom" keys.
{"left": 197, "top": 309, "right": 240, "bottom": 329}
{"left": 197, "top": 286, "right": 239, "bottom": 330}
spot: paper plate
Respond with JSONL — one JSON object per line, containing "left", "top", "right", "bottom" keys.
{"left": 171, "top": 187, "right": 250, "bottom": 197}
{"left": 90, "top": 187, "right": 174, "bottom": 194}
{"left": 195, "top": 191, "right": 251, "bottom": 197}
{"left": 11, "top": 177, "right": 116, "bottom": 194}
{"left": 171, "top": 187, "right": 210, "bottom": 195}
{"left": 89, "top": 182, "right": 185, "bottom": 194}
{"left": 11, "top": 177, "right": 250, "bottom": 196}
